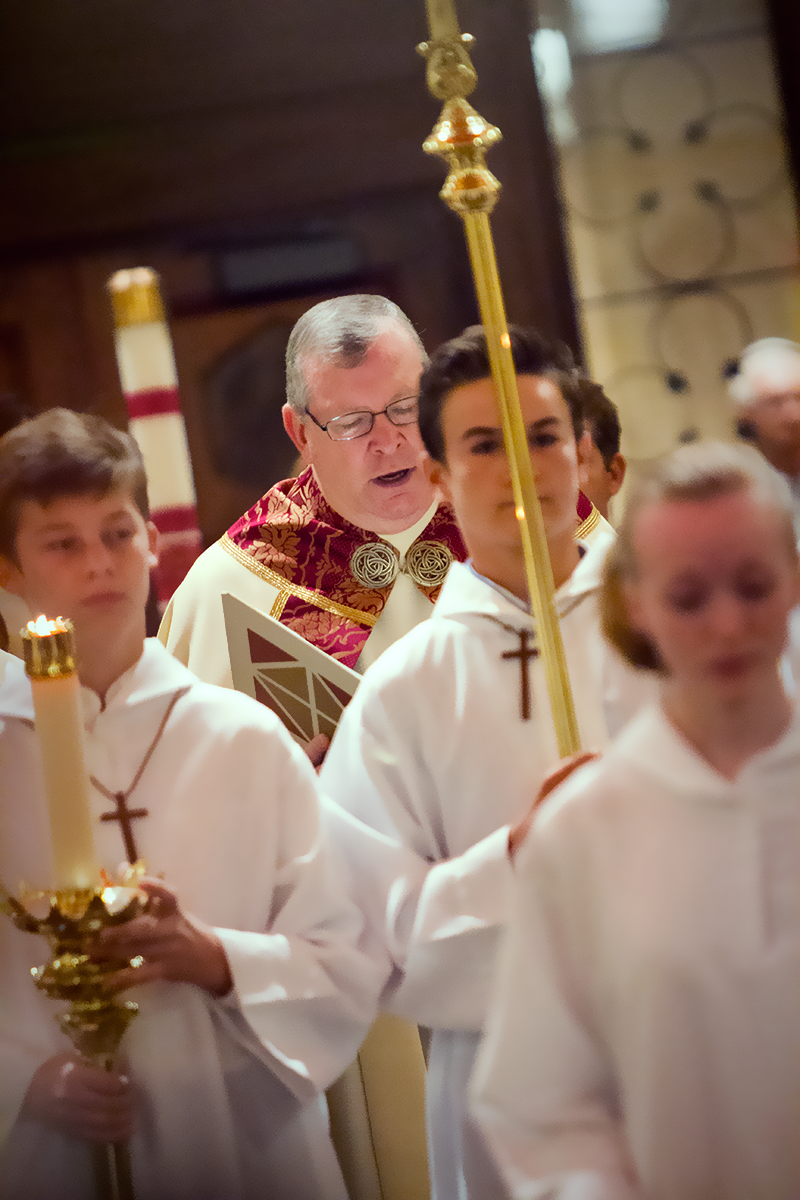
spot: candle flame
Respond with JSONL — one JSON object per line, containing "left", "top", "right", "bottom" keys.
{"left": 515, "top": 506, "right": 525, "bottom": 520}
{"left": 500, "top": 332, "right": 511, "bottom": 348}
{"left": 27, "top": 614, "right": 69, "bottom": 636}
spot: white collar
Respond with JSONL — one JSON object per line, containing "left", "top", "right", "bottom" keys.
{"left": 613, "top": 699, "right": 800, "bottom": 799}
{"left": 432, "top": 532, "right": 612, "bottom": 627}
{"left": 0, "top": 639, "right": 196, "bottom": 725}
{"left": 380, "top": 499, "right": 440, "bottom": 557}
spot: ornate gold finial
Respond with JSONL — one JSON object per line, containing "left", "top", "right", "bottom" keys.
{"left": 423, "top": 97, "right": 502, "bottom": 214}
{"left": 417, "top": 34, "right": 478, "bottom": 101}
{"left": 108, "top": 267, "right": 166, "bottom": 327}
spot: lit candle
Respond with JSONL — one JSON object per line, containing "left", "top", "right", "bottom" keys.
{"left": 22, "top": 616, "right": 99, "bottom": 891}
{"left": 425, "top": 0, "right": 460, "bottom": 40}
{"left": 108, "top": 267, "right": 202, "bottom": 610}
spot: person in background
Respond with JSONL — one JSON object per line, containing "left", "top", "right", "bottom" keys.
{"left": 472, "top": 440, "right": 800, "bottom": 1200}
{"left": 730, "top": 337, "right": 800, "bottom": 535}
{"left": 576, "top": 377, "right": 626, "bottom": 523}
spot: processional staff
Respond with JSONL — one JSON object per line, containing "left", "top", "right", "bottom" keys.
{"left": 419, "top": 0, "right": 581, "bottom": 756}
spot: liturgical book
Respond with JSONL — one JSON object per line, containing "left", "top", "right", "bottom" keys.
{"left": 222, "top": 592, "right": 360, "bottom": 744}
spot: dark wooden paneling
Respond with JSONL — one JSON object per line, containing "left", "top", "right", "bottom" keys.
{"left": 0, "top": 0, "right": 583, "bottom": 469}
{"left": 1, "top": 0, "right": 579, "bottom": 353}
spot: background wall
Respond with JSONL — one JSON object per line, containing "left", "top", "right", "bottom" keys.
{"left": 532, "top": 0, "right": 800, "bottom": 486}
{"left": 0, "top": 0, "right": 581, "bottom": 541}
{"left": 0, "top": 0, "right": 797, "bottom": 537}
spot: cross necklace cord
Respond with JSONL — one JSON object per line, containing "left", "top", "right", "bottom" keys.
{"left": 90, "top": 689, "right": 185, "bottom": 864}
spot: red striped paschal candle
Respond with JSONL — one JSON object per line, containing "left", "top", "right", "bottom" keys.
{"left": 108, "top": 268, "right": 203, "bottom": 610}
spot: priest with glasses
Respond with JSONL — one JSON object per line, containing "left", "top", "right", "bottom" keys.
{"left": 160, "top": 294, "right": 467, "bottom": 702}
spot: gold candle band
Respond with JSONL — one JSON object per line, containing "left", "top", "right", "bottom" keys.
{"left": 22, "top": 617, "right": 77, "bottom": 679}
{"left": 108, "top": 267, "right": 166, "bottom": 328}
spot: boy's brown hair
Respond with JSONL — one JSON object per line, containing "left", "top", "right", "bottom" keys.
{"left": 0, "top": 408, "right": 149, "bottom": 563}
{"left": 601, "top": 440, "right": 797, "bottom": 671}
{"left": 576, "top": 378, "right": 621, "bottom": 468}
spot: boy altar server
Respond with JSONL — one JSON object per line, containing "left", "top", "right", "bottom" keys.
{"left": 0, "top": 409, "right": 379, "bottom": 1200}
{"left": 320, "top": 326, "right": 654, "bottom": 1200}
{"left": 472, "top": 443, "right": 800, "bottom": 1200}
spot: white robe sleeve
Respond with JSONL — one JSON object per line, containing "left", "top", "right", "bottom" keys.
{"left": 471, "top": 831, "right": 644, "bottom": 1200}
{"left": 211, "top": 733, "right": 382, "bottom": 1096}
{"left": 320, "top": 674, "right": 516, "bottom": 1032}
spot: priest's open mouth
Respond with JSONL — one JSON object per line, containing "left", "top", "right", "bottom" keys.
{"left": 373, "top": 468, "right": 415, "bottom": 487}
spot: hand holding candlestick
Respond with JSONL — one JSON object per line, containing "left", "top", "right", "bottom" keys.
{"left": 22, "top": 1052, "right": 134, "bottom": 1146}
{"left": 94, "top": 878, "right": 233, "bottom": 998}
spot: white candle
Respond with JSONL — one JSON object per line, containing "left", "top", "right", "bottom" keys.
{"left": 22, "top": 616, "right": 99, "bottom": 891}
{"left": 426, "top": 0, "right": 460, "bottom": 40}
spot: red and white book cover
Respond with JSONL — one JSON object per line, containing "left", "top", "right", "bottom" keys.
{"left": 222, "top": 593, "right": 360, "bottom": 744}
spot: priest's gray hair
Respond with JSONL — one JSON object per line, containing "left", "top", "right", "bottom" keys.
{"left": 285, "top": 295, "right": 426, "bottom": 414}
{"left": 601, "top": 440, "right": 797, "bottom": 672}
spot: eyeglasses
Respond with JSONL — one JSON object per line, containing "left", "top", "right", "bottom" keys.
{"left": 304, "top": 396, "right": 419, "bottom": 442}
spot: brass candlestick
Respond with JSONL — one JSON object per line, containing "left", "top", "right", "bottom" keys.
{"left": 1, "top": 882, "right": 144, "bottom": 1200}
{"left": 11, "top": 614, "right": 141, "bottom": 1196}
{"left": 418, "top": 10, "right": 581, "bottom": 756}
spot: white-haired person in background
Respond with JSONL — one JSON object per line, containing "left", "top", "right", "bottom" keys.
{"left": 730, "top": 337, "right": 800, "bottom": 534}
{"left": 472, "top": 440, "right": 800, "bottom": 1200}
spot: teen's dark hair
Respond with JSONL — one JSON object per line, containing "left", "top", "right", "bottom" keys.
{"left": 576, "top": 378, "right": 621, "bottom": 467}
{"left": 417, "top": 324, "right": 584, "bottom": 463}
{"left": 0, "top": 408, "right": 150, "bottom": 562}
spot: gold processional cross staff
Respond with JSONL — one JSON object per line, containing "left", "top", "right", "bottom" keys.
{"left": 419, "top": 0, "right": 581, "bottom": 756}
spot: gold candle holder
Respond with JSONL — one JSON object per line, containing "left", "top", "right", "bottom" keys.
{"left": 12, "top": 615, "right": 145, "bottom": 1198}
{"left": 1, "top": 882, "right": 144, "bottom": 1200}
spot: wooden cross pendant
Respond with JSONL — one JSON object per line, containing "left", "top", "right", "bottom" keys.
{"left": 100, "top": 792, "right": 149, "bottom": 864}
{"left": 501, "top": 629, "right": 539, "bottom": 720}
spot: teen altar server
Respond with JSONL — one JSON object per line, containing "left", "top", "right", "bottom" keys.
{"left": 0, "top": 409, "right": 379, "bottom": 1200}
{"left": 472, "top": 440, "right": 800, "bottom": 1200}
{"left": 320, "top": 326, "right": 654, "bottom": 1200}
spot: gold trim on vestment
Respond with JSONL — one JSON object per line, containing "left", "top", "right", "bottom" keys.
{"left": 269, "top": 592, "right": 289, "bottom": 621}
{"left": 220, "top": 534, "right": 379, "bottom": 627}
{"left": 575, "top": 504, "right": 601, "bottom": 542}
